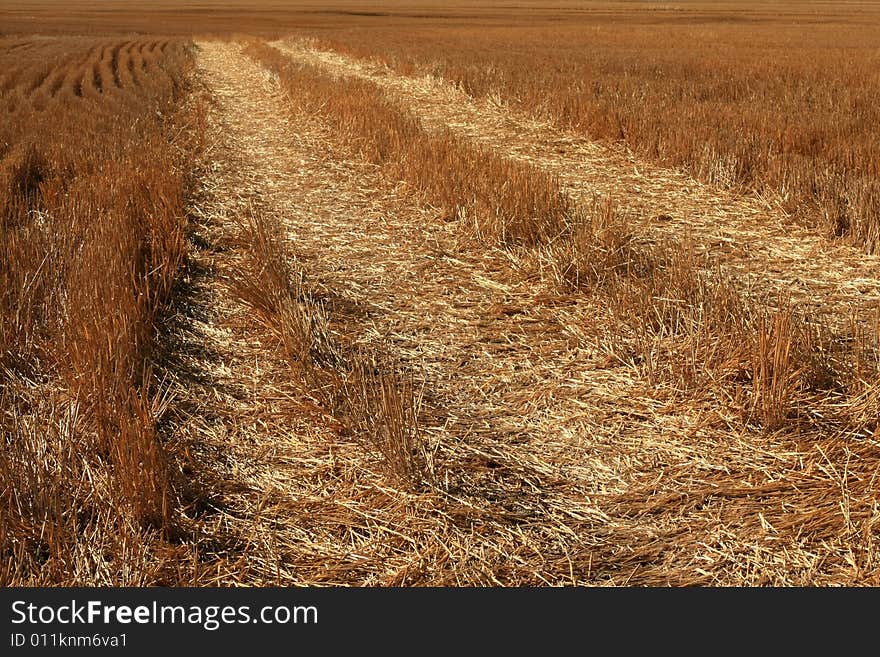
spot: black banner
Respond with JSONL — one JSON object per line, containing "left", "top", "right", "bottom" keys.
{"left": 0, "top": 587, "right": 866, "bottom": 652}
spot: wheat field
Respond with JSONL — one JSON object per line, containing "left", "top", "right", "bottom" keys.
{"left": 2, "top": 1, "right": 880, "bottom": 586}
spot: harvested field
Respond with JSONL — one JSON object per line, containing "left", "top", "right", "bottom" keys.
{"left": 2, "top": 1, "right": 880, "bottom": 587}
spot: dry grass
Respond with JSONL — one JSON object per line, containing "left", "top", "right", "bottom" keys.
{"left": 233, "top": 37, "right": 880, "bottom": 584}
{"left": 230, "top": 208, "right": 431, "bottom": 489}
{"left": 4, "top": 2, "right": 880, "bottom": 586}
{"left": 245, "top": 41, "right": 573, "bottom": 248}
{"left": 307, "top": 6, "right": 880, "bottom": 252}
{"left": 0, "top": 36, "right": 201, "bottom": 585}
{"left": 254, "top": 38, "right": 880, "bottom": 440}
{"left": 184, "top": 40, "right": 606, "bottom": 586}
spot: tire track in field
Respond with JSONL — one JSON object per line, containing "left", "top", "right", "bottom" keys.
{"left": 274, "top": 39, "right": 880, "bottom": 325}
{"left": 186, "top": 39, "right": 623, "bottom": 585}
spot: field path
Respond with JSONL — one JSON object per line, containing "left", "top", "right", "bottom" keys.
{"left": 180, "top": 39, "right": 643, "bottom": 585}
{"left": 274, "top": 39, "right": 880, "bottom": 322}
